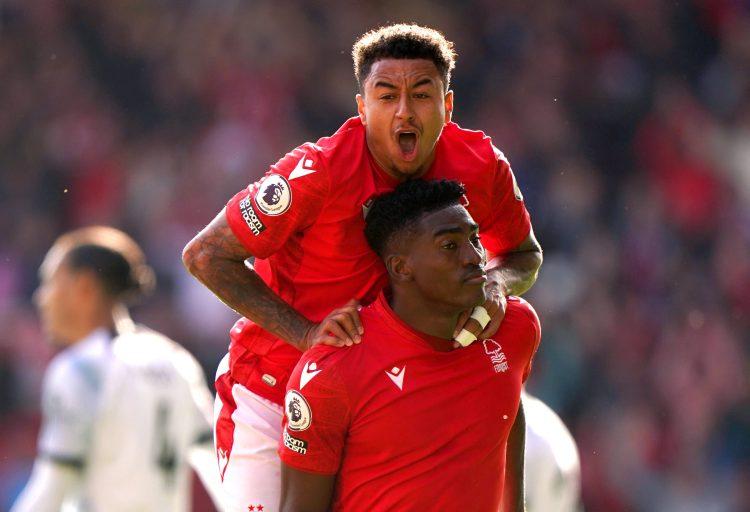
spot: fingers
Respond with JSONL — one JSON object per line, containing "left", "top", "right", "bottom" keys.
{"left": 329, "top": 300, "right": 362, "bottom": 344}
{"left": 321, "top": 317, "right": 357, "bottom": 346}
{"left": 453, "top": 295, "right": 507, "bottom": 347}
{"left": 478, "top": 295, "right": 507, "bottom": 339}
{"left": 315, "top": 334, "right": 349, "bottom": 347}
{"left": 309, "top": 299, "right": 364, "bottom": 348}
{"left": 452, "top": 310, "right": 472, "bottom": 338}
{"left": 343, "top": 299, "right": 364, "bottom": 336}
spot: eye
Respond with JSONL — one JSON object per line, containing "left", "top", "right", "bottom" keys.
{"left": 413, "top": 92, "right": 430, "bottom": 99}
{"left": 441, "top": 240, "right": 457, "bottom": 250}
{"left": 380, "top": 94, "right": 396, "bottom": 101}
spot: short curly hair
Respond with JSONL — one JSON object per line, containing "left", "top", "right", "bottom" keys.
{"left": 364, "top": 179, "right": 466, "bottom": 258}
{"left": 352, "top": 24, "right": 457, "bottom": 92}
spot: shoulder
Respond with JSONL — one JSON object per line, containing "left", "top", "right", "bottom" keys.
{"left": 45, "top": 344, "right": 106, "bottom": 396}
{"left": 113, "top": 326, "right": 204, "bottom": 382}
{"left": 444, "top": 121, "right": 493, "bottom": 146}
{"left": 441, "top": 122, "right": 496, "bottom": 164}
{"left": 298, "top": 118, "right": 365, "bottom": 170}
{"left": 42, "top": 347, "right": 104, "bottom": 415}
{"left": 293, "top": 321, "right": 387, "bottom": 391}
{"left": 504, "top": 297, "right": 541, "bottom": 336}
{"left": 266, "top": 118, "right": 364, "bottom": 193}
{"left": 298, "top": 341, "right": 368, "bottom": 382}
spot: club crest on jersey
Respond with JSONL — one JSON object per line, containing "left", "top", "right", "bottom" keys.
{"left": 285, "top": 390, "right": 312, "bottom": 431}
{"left": 255, "top": 174, "right": 291, "bottom": 216}
{"left": 483, "top": 339, "right": 509, "bottom": 373}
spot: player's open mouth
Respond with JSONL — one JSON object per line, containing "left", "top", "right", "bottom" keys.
{"left": 397, "top": 132, "right": 418, "bottom": 161}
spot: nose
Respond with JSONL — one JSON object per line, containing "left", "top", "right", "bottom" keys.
{"left": 462, "top": 240, "right": 485, "bottom": 266}
{"left": 396, "top": 95, "right": 415, "bottom": 121}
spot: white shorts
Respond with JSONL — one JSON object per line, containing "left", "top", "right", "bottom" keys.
{"left": 213, "top": 354, "right": 284, "bottom": 512}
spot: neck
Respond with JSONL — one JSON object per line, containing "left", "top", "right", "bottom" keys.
{"left": 389, "top": 290, "right": 460, "bottom": 351}
{"left": 73, "top": 304, "right": 117, "bottom": 342}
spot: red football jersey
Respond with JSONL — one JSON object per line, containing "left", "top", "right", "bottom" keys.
{"left": 279, "top": 293, "right": 541, "bottom": 510}
{"left": 224, "top": 117, "right": 531, "bottom": 405}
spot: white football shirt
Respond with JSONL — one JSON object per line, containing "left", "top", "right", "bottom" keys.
{"left": 523, "top": 391, "right": 582, "bottom": 512}
{"left": 36, "top": 326, "right": 213, "bottom": 512}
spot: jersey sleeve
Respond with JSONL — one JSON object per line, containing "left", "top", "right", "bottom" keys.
{"left": 480, "top": 149, "right": 532, "bottom": 256}
{"left": 37, "top": 357, "right": 99, "bottom": 463}
{"left": 225, "top": 143, "right": 331, "bottom": 259}
{"left": 278, "top": 349, "right": 350, "bottom": 475}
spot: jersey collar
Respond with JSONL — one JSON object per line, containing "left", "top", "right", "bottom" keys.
{"left": 374, "top": 290, "right": 463, "bottom": 354}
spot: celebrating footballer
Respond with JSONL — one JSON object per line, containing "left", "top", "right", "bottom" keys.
{"left": 183, "top": 24, "right": 542, "bottom": 511}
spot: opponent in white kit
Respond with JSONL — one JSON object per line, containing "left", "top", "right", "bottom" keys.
{"left": 523, "top": 390, "right": 582, "bottom": 512}
{"left": 12, "top": 227, "right": 224, "bottom": 512}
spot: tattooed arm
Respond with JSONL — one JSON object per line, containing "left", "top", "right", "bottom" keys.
{"left": 182, "top": 209, "right": 362, "bottom": 351}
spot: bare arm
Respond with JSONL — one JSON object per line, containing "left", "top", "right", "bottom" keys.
{"left": 182, "top": 210, "right": 363, "bottom": 350}
{"left": 503, "top": 400, "right": 527, "bottom": 512}
{"left": 280, "top": 464, "right": 336, "bottom": 512}
{"left": 487, "top": 227, "right": 543, "bottom": 298}
{"left": 182, "top": 209, "right": 315, "bottom": 349}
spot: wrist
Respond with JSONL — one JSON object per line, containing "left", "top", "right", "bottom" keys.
{"left": 296, "top": 321, "right": 317, "bottom": 351}
{"left": 485, "top": 268, "right": 508, "bottom": 296}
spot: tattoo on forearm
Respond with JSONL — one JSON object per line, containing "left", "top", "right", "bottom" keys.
{"left": 185, "top": 223, "right": 312, "bottom": 348}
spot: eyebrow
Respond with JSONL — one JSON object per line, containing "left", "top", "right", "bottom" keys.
{"left": 373, "top": 80, "right": 397, "bottom": 90}
{"left": 433, "top": 222, "right": 479, "bottom": 238}
{"left": 412, "top": 78, "right": 433, "bottom": 89}
{"left": 372, "top": 77, "right": 436, "bottom": 90}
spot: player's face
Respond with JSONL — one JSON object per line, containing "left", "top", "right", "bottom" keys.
{"left": 405, "top": 205, "right": 487, "bottom": 311}
{"left": 34, "top": 248, "right": 85, "bottom": 346}
{"left": 357, "top": 59, "right": 453, "bottom": 180}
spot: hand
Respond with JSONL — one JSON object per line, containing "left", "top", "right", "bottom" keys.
{"left": 452, "top": 284, "right": 507, "bottom": 348}
{"left": 301, "top": 299, "right": 363, "bottom": 350}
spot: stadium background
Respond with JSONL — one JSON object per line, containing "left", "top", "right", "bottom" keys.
{"left": 0, "top": 1, "right": 748, "bottom": 510}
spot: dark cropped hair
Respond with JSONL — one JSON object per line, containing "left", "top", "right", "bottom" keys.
{"left": 352, "top": 24, "right": 457, "bottom": 91}
{"left": 56, "top": 226, "right": 155, "bottom": 303}
{"left": 364, "top": 179, "right": 466, "bottom": 258}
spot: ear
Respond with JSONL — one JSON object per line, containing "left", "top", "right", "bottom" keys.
{"left": 444, "top": 90, "right": 454, "bottom": 123}
{"left": 385, "top": 254, "right": 412, "bottom": 283}
{"left": 356, "top": 93, "right": 366, "bottom": 125}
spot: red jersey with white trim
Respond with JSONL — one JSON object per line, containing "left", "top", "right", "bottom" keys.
{"left": 279, "top": 294, "right": 541, "bottom": 511}
{"left": 224, "top": 117, "right": 531, "bottom": 405}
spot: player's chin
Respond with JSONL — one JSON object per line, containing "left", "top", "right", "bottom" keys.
{"left": 456, "top": 283, "right": 487, "bottom": 310}
{"left": 392, "top": 160, "right": 423, "bottom": 177}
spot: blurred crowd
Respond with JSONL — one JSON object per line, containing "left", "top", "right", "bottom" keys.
{"left": 0, "top": 0, "right": 748, "bottom": 510}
